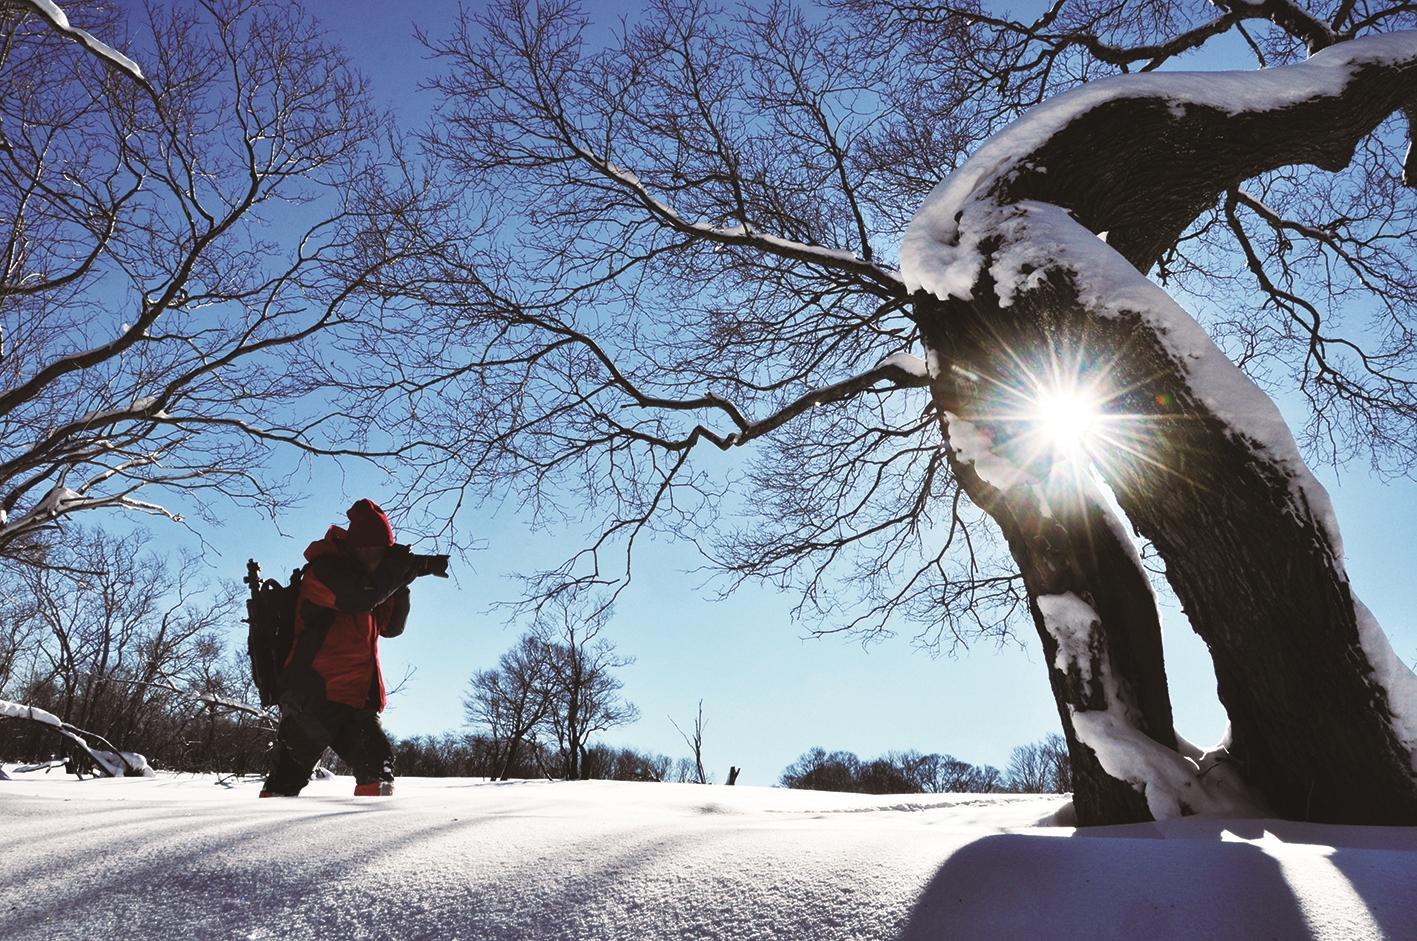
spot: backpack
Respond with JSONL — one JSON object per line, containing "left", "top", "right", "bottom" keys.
{"left": 243, "top": 560, "right": 304, "bottom": 707}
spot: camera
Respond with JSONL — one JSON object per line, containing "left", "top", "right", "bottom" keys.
{"left": 410, "top": 553, "right": 450, "bottom": 579}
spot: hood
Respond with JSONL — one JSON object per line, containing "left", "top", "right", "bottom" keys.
{"left": 304, "top": 525, "right": 349, "bottom": 563}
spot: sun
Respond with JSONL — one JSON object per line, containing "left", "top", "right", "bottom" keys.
{"left": 1031, "top": 386, "right": 1104, "bottom": 455}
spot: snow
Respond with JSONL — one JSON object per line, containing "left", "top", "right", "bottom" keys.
{"left": 77, "top": 395, "right": 161, "bottom": 425}
{"left": 0, "top": 700, "right": 64, "bottom": 725}
{"left": 1072, "top": 711, "right": 1269, "bottom": 820}
{"left": 1036, "top": 592, "right": 1103, "bottom": 680}
{"left": 1, "top": 771, "right": 1413, "bottom": 939}
{"left": 19, "top": 0, "right": 145, "bottom": 80}
{"left": 942, "top": 411, "right": 1034, "bottom": 496}
{"left": 900, "top": 31, "right": 1417, "bottom": 301}
{"left": 1034, "top": 594, "right": 1268, "bottom": 820}
{"left": 1353, "top": 599, "right": 1417, "bottom": 770}
{"left": 589, "top": 147, "right": 902, "bottom": 286}
{"left": 874, "top": 352, "right": 930, "bottom": 379}
{"left": 0, "top": 485, "right": 85, "bottom": 540}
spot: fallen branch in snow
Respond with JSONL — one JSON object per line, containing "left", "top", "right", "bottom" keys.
{"left": 0, "top": 699, "right": 152, "bottom": 778}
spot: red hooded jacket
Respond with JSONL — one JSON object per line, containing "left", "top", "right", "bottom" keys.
{"left": 282, "top": 525, "right": 413, "bottom": 711}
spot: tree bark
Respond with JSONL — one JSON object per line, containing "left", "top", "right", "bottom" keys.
{"left": 499, "top": 734, "right": 523, "bottom": 781}
{"left": 1084, "top": 301, "right": 1417, "bottom": 822}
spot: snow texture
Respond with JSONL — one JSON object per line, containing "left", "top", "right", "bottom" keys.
{"left": 1, "top": 771, "right": 1413, "bottom": 940}
{"left": 1, "top": 699, "right": 66, "bottom": 727}
{"left": 1354, "top": 599, "right": 1417, "bottom": 770}
{"left": 1036, "top": 593, "right": 1102, "bottom": 679}
{"left": 20, "top": 0, "right": 145, "bottom": 80}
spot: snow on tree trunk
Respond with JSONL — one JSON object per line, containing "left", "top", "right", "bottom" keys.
{"left": 905, "top": 32, "right": 1417, "bottom": 824}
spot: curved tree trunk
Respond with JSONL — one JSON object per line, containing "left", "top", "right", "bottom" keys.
{"left": 935, "top": 265, "right": 1417, "bottom": 823}
{"left": 906, "top": 32, "right": 1417, "bottom": 824}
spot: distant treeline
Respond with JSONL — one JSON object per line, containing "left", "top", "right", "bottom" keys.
{"left": 3, "top": 704, "right": 1074, "bottom": 795}
{"left": 778, "top": 738, "right": 1072, "bottom": 794}
{"left": 323, "top": 734, "right": 708, "bottom": 784}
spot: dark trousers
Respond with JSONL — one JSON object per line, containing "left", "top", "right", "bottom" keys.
{"left": 263, "top": 698, "right": 395, "bottom": 795}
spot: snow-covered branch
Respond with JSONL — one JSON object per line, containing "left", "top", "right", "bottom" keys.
{"left": 14, "top": 0, "right": 146, "bottom": 82}
{"left": 903, "top": 30, "right": 1417, "bottom": 297}
{"left": 575, "top": 148, "right": 906, "bottom": 295}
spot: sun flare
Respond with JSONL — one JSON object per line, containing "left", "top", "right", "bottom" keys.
{"left": 1032, "top": 387, "right": 1104, "bottom": 454}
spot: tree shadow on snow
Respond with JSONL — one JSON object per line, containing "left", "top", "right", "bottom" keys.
{"left": 896, "top": 829, "right": 1313, "bottom": 941}
{"left": 1076, "top": 817, "right": 1417, "bottom": 939}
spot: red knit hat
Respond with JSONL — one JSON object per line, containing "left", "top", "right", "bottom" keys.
{"left": 346, "top": 499, "right": 394, "bottom": 548}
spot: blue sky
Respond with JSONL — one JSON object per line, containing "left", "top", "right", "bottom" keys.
{"left": 121, "top": 0, "right": 1417, "bottom": 786}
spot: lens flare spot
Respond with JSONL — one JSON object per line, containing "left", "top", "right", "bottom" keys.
{"left": 1033, "top": 387, "right": 1103, "bottom": 453}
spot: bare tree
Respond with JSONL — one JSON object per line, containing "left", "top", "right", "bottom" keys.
{"left": 780, "top": 747, "right": 863, "bottom": 791}
{"left": 670, "top": 699, "right": 708, "bottom": 784}
{"left": 0, "top": 0, "right": 447, "bottom": 562}
{"left": 932, "top": 756, "right": 1004, "bottom": 795}
{"left": 373, "top": 0, "right": 1417, "bottom": 824}
{"left": 1006, "top": 734, "right": 1071, "bottom": 794}
{"left": 534, "top": 596, "right": 639, "bottom": 780}
{"left": 462, "top": 633, "right": 558, "bottom": 780}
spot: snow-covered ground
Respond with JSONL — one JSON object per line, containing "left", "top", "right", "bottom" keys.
{"left": 2, "top": 769, "right": 1414, "bottom": 940}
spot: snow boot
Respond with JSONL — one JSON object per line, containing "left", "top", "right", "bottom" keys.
{"left": 354, "top": 781, "right": 394, "bottom": 797}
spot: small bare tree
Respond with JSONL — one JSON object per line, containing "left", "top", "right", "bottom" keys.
{"left": 670, "top": 699, "right": 707, "bottom": 784}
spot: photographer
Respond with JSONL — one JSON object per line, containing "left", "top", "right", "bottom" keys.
{"left": 261, "top": 499, "right": 447, "bottom": 798}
